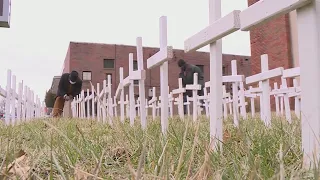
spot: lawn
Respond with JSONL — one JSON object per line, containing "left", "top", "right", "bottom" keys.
{"left": 0, "top": 115, "right": 316, "bottom": 179}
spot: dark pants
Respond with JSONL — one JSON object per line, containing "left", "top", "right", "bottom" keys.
{"left": 183, "top": 87, "right": 205, "bottom": 115}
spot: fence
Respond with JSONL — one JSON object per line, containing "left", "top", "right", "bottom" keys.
{"left": 0, "top": 69, "right": 46, "bottom": 125}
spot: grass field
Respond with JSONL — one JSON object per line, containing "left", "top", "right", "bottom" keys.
{"left": 0, "top": 116, "right": 317, "bottom": 179}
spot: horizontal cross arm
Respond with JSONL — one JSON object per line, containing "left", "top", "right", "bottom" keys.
{"left": 240, "top": 0, "right": 312, "bottom": 31}
{"left": 186, "top": 84, "right": 201, "bottom": 90}
{"left": 222, "top": 75, "right": 245, "bottom": 83}
{"left": 147, "top": 46, "right": 173, "bottom": 69}
{"left": 172, "top": 88, "right": 185, "bottom": 94}
{"left": 246, "top": 67, "right": 283, "bottom": 84}
{"left": 184, "top": 10, "right": 241, "bottom": 53}
{"left": 283, "top": 67, "right": 300, "bottom": 78}
{"left": 130, "top": 70, "right": 146, "bottom": 80}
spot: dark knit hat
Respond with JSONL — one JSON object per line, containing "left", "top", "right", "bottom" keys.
{"left": 178, "top": 59, "right": 186, "bottom": 67}
{"left": 69, "top": 71, "right": 78, "bottom": 83}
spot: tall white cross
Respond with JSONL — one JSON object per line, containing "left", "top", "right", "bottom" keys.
{"left": 239, "top": 0, "right": 316, "bottom": 166}
{"left": 184, "top": 1, "right": 241, "bottom": 150}
{"left": 146, "top": 16, "right": 173, "bottom": 134}
{"left": 136, "top": 37, "right": 147, "bottom": 129}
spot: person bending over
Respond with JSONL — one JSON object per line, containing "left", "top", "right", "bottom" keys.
{"left": 52, "top": 71, "right": 82, "bottom": 118}
{"left": 177, "top": 59, "right": 205, "bottom": 114}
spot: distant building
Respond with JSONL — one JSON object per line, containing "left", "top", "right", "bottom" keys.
{"left": 60, "top": 41, "right": 251, "bottom": 98}
{"left": 50, "top": 76, "right": 61, "bottom": 95}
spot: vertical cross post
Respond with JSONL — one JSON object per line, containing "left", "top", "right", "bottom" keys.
{"left": 136, "top": 37, "right": 147, "bottom": 129}
{"left": 11, "top": 74, "right": 16, "bottom": 125}
{"left": 186, "top": 73, "right": 201, "bottom": 122}
{"left": 184, "top": 3, "right": 241, "bottom": 150}
{"left": 129, "top": 53, "right": 136, "bottom": 126}
{"left": 5, "top": 69, "right": 11, "bottom": 125}
{"left": 146, "top": 16, "right": 173, "bottom": 134}
{"left": 172, "top": 78, "right": 186, "bottom": 120}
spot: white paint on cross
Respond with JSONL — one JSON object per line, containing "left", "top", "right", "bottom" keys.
{"left": 185, "top": 73, "right": 201, "bottom": 122}
{"left": 146, "top": 16, "right": 173, "bottom": 134}
{"left": 239, "top": 0, "right": 316, "bottom": 167}
{"left": 246, "top": 54, "right": 283, "bottom": 127}
{"left": 185, "top": 5, "right": 241, "bottom": 150}
{"left": 172, "top": 78, "right": 186, "bottom": 120}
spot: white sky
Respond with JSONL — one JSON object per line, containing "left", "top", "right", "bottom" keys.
{"left": 0, "top": 0, "right": 251, "bottom": 102}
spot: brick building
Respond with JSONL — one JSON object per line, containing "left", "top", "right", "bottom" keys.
{"left": 247, "top": 0, "right": 300, "bottom": 109}
{"left": 55, "top": 41, "right": 250, "bottom": 115}
{"left": 60, "top": 41, "right": 251, "bottom": 98}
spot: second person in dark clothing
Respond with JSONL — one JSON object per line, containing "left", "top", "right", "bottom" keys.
{"left": 177, "top": 59, "right": 205, "bottom": 114}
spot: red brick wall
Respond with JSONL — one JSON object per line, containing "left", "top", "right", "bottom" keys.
{"left": 248, "top": 0, "right": 294, "bottom": 110}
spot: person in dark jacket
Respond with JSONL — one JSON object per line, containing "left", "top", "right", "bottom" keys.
{"left": 52, "top": 71, "right": 82, "bottom": 118}
{"left": 178, "top": 59, "right": 205, "bottom": 114}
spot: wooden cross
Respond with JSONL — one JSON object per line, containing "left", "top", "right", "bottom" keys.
{"left": 106, "top": 75, "right": 113, "bottom": 125}
{"left": 185, "top": 73, "right": 201, "bottom": 122}
{"left": 129, "top": 53, "right": 136, "bottom": 126}
{"left": 272, "top": 82, "right": 281, "bottom": 117}
{"left": 291, "top": 79, "right": 301, "bottom": 118}
{"left": 246, "top": 54, "right": 283, "bottom": 127}
{"left": 238, "top": 82, "right": 247, "bottom": 119}
{"left": 148, "top": 87, "right": 157, "bottom": 120}
{"left": 136, "top": 37, "right": 147, "bottom": 129}
{"left": 239, "top": 0, "right": 317, "bottom": 167}
{"left": 172, "top": 78, "right": 186, "bottom": 120}
{"left": 185, "top": 4, "right": 241, "bottom": 150}
{"left": 123, "top": 94, "right": 129, "bottom": 119}
{"left": 146, "top": 16, "right": 173, "bottom": 134}
{"left": 5, "top": 69, "right": 11, "bottom": 125}
{"left": 115, "top": 67, "right": 125, "bottom": 122}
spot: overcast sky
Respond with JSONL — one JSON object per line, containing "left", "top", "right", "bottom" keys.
{"left": 0, "top": 0, "right": 250, "bottom": 102}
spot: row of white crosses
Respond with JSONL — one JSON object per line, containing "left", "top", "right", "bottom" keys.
{"left": 72, "top": 0, "right": 317, "bottom": 167}
{"left": 238, "top": 0, "right": 318, "bottom": 168}
{"left": 0, "top": 69, "right": 45, "bottom": 125}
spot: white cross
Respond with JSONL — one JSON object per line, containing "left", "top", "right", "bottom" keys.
{"left": 172, "top": 78, "right": 186, "bottom": 120}
{"left": 148, "top": 87, "right": 157, "bottom": 120}
{"left": 246, "top": 54, "right": 283, "bottom": 127}
{"left": 123, "top": 94, "right": 129, "bottom": 119}
{"left": 136, "top": 37, "right": 147, "bottom": 129}
{"left": 115, "top": 67, "right": 125, "bottom": 122}
{"left": 185, "top": 73, "right": 201, "bottom": 122}
{"left": 146, "top": 16, "right": 173, "bottom": 134}
{"left": 184, "top": 5, "right": 241, "bottom": 150}
{"left": 239, "top": 0, "right": 316, "bottom": 167}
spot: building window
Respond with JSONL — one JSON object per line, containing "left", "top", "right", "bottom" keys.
{"left": 103, "top": 59, "right": 115, "bottom": 69}
{"left": 134, "top": 80, "right": 139, "bottom": 85}
{"left": 133, "top": 61, "right": 138, "bottom": 70}
{"left": 82, "top": 71, "right": 92, "bottom": 81}
{"left": 196, "top": 65, "right": 204, "bottom": 73}
{"left": 106, "top": 73, "right": 112, "bottom": 85}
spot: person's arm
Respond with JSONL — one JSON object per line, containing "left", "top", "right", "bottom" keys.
{"left": 194, "top": 66, "right": 204, "bottom": 81}
{"left": 57, "top": 74, "right": 67, "bottom": 97}
{"left": 179, "top": 69, "right": 187, "bottom": 86}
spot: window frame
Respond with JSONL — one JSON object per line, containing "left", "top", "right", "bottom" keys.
{"left": 103, "top": 59, "right": 115, "bottom": 69}
{"left": 82, "top": 71, "right": 92, "bottom": 81}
